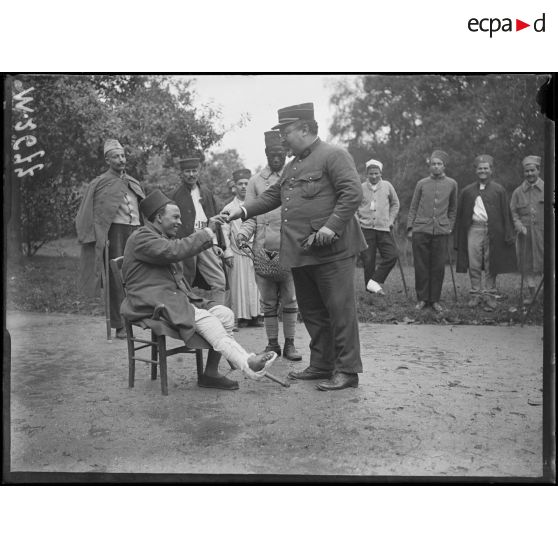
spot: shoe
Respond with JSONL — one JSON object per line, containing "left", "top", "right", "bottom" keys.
{"left": 198, "top": 374, "right": 239, "bottom": 390}
{"left": 431, "top": 302, "right": 444, "bottom": 313}
{"left": 415, "top": 301, "right": 427, "bottom": 310}
{"left": 467, "top": 296, "right": 480, "bottom": 308}
{"left": 248, "top": 317, "right": 264, "bottom": 327}
{"left": 283, "top": 338, "right": 302, "bottom": 361}
{"left": 237, "top": 319, "right": 248, "bottom": 328}
{"left": 316, "top": 371, "right": 359, "bottom": 391}
{"left": 376, "top": 288, "right": 386, "bottom": 296}
{"left": 483, "top": 296, "right": 497, "bottom": 310}
{"left": 115, "top": 327, "right": 127, "bottom": 339}
{"left": 288, "top": 366, "right": 332, "bottom": 381}
{"left": 265, "top": 342, "right": 282, "bottom": 357}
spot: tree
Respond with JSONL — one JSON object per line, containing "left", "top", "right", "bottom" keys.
{"left": 9, "top": 74, "right": 224, "bottom": 256}
{"left": 329, "top": 74, "right": 548, "bottom": 233}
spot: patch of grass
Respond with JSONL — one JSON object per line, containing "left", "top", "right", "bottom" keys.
{"left": 354, "top": 263, "right": 543, "bottom": 325}
{"left": 6, "top": 246, "right": 543, "bottom": 326}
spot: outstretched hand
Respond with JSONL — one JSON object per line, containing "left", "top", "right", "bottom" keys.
{"left": 220, "top": 207, "right": 243, "bottom": 223}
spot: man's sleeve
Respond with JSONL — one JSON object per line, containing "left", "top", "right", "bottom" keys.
{"left": 134, "top": 229, "right": 213, "bottom": 264}
{"left": 323, "top": 148, "right": 363, "bottom": 235}
{"left": 448, "top": 180, "right": 458, "bottom": 231}
{"left": 243, "top": 180, "right": 282, "bottom": 218}
{"left": 407, "top": 182, "right": 421, "bottom": 231}
{"left": 388, "top": 182, "right": 400, "bottom": 225}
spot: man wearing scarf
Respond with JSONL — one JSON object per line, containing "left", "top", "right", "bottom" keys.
{"left": 510, "top": 155, "right": 544, "bottom": 304}
{"left": 454, "top": 155, "right": 516, "bottom": 309}
{"left": 75, "top": 139, "right": 145, "bottom": 338}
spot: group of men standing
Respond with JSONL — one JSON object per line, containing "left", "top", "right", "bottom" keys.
{"left": 356, "top": 150, "right": 544, "bottom": 312}
{"left": 75, "top": 101, "right": 545, "bottom": 393}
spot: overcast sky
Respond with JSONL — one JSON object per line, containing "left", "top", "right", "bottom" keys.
{"left": 183, "top": 75, "right": 355, "bottom": 169}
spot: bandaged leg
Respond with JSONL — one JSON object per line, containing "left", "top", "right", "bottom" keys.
{"left": 194, "top": 306, "right": 275, "bottom": 379}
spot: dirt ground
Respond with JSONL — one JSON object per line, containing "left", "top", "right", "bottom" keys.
{"left": 6, "top": 311, "right": 544, "bottom": 479}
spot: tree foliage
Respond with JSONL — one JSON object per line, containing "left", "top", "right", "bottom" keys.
{"left": 329, "top": 74, "right": 547, "bottom": 232}
{"left": 198, "top": 149, "right": 245, "bottom": 210}
{"left": 11, "top": 74, "right": 224, "bottom": 255}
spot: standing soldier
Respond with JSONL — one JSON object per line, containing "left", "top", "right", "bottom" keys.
{"left": 224, "top": 103, "right": 366, "bottom": 391}
{"left": 407, "top": 150, "right": 457, "bottom": 313}
{"left": 222, "top": 169, "right": 262, "bottom": 328}
{"left": 237, "top": 131, "right": 302, "bottom": 360}
{"left": 510, "top": 155, "right": 544, "bottom": 305}
{"left": 454, "top": 155, "right": 516, "bottom": 309}
{"left": 170, "top": 156, "right": 228, "bottom": 306}
{"left": 75, "top": 139, "right": 145, "bottom": 339}
{"left": 357, "top": 158, "right": 400, "bottom": 296}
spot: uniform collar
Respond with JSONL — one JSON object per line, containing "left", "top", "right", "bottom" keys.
{"left": 297, "top": 137, "right": 321, "bottom": 160}
{"left": 260, "top": 165, "right": 282, "bottom": 180}
{"left": 523, "top": 177, "right": 544, "bottom": 192}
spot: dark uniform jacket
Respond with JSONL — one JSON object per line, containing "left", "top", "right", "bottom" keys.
{"left": 454, "top": 180, "right": 517, "bottom": 274}
{"left": 120, "top": 222, "right": 214, "bottom": 343}
{"left": 242, "top": 138, "right": 366, "bottom": 269}
{"left": 170, "top": 181, "right": 219, "bottom": 238}
{"left": 75, "top": 168, "right": 145, "bottom": 296}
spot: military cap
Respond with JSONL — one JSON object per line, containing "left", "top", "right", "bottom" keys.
{"left": 522, "top": 155, "right": 541, "bottom": 168}
{"left": 474, "top": 154, "right": 494, "bottom": 167}
{"left": 104, "top": 139, "right": 123, "bottom": 156}
{"left": 264, "top": 130, "right": 283, "bottom": 148}
{"left": 176, "top": 157, "right": 201, "bottom": 169}
{"left": 233, "top": 168, "right": 251, "bottom": 182}
{"left": 139, "top": 189, "right": 173, "bottom": 221}
{"left": 272, "top": 102, "right": 314, "bottom": 130}
{"left": 365, "top": 159, "right": 383, "bottom": 171}
{"left": 430, "top": 149, "right": 449, "bottom": 165}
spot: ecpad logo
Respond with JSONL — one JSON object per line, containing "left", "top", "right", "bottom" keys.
{"left": 468, "top": 13, "right": 546, "bottom": 37}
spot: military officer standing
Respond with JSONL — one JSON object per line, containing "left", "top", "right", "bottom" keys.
{"left": 224, "top": 103, "right": 366, "bottom": 391}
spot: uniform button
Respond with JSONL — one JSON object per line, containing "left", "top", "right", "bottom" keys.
{"left": 291, "top": 178, "right": 294, "bottom": 181}
{"left": 286, "top": 197, "right": 290, "bottom": 200}
{"left": 284, "top": 219, "right": 288, "bottom": 223}
{"left": 284, "top": 208, "right": 288, "bottom": 211}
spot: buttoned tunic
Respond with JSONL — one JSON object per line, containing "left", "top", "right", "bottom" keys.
{"left": 357, "top": 179, "right": 400, "bottom": 231}
{"left": 510, "top": 178, "right": 544, "bottom": 273}
{"left": 242, "top": 139, "right": 366, "bottom": 268}
{"left": 120, "top": 222, "right": 214, "bottom": 342}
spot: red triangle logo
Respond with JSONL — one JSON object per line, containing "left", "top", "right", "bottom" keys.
{"left": 516, "top": 19, "right": 530, "bottom": 31}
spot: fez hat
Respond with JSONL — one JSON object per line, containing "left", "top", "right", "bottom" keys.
{"left": 264, "top": 130, "right": 283, "bottom": 149}
{"left": 430, "top": 149, "right": 449, "bottom": 165}
{"left": 522, "top": 155, "right": 541, "bottom": 168}
{"left": 139, "top": 189, "right": 173, "bottom": 221}
{"left": 365, "top": 158, "right": 383, "bottom": 171}
{"left": 104, "top": 139, "right": 123, "bottom": 156}
{"left": 176, "top": 157, "right": 201, "bottom": 169}
{"left": 272, "top": 102, "right": 314, "bottom": 130}
{"left": 474, "top": 154, "right": 494, "bottom": 167}
{"left": 233, "top": 168, "right": 251, "bottom": 182}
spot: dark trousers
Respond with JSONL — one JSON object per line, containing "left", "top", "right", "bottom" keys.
{"left": 360, "top": 228, "right": 398, "bottom": 285}
{"left": 291, "top": 256, "right": 362, "bottom": 374}
{"left": 412, "top": 232, "right": 448, "bottom": 303}
{"left": 106, "top": 223, "right": 139, "bottom": 329}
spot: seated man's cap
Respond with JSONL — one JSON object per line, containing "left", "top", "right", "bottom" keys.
{"left": 365, "top": 159, "right": 383, "bottom": 171}
{"left": 140, "top": 189, "right": 173, "bottom": 221}
{"left": 104, "top": 139, "right": 123, "bottom": 156}
{"left": 474, "top": 154, "right": 494, "bottom": 167}
{"left": 430, "top": 149, "right": 449, "bottom": 165}
{"left": 272, "top": 102, "right": 314, "bottom": 130}
{"left": 264, "top": 130, "right": 283, "bottom": 148}
{"left": 233, "top": 168, "right": 252, "bottom": 182}
{"left": 176, "top": 157, "right": 201, "bottom": 169}
{"left": 522, "top": 155, "right": 541, "bottom": 168}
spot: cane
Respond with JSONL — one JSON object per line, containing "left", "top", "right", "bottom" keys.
{"left": 520, "top": 275, "right": 544, "bottom": 327}
{"left": 390, "top": 229, "right": 409, "bottom": 299}
{"left": 519, "top": 232, "right": 526, "bottom": 305}
{"left": 446, "top": 241, "right": 458, "bottom": 302}
{"left": 104, "top": 239, "right": 112, "bottom": 342}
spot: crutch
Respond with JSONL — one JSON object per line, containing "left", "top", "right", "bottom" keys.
{"left": 521, "top": 275, "right": 544, "bottom": 327}
{"left": 104, "top": 239, "right": 112, "bottom": 342}
{"left": 390, "top": 229, "right": 409, "bottom": 299}
{"left": 446, "top": 241, "right": 458, "bottom": 302}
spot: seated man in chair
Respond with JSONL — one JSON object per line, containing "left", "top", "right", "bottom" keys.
{"left": 121, "top": 189, "right": 276, "bottom": 390}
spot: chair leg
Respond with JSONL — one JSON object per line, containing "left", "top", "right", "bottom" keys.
{"left": 196, "top": 349, "right": 204, "bottom": 381}
{"left": 158, "top": 336, "right": 169, "bottom": 396}
{"left": 126, "top": 321, "right": 135, "bottom": 388}
{"left": 151, "top": 331, "right": 158, "bottom": 380}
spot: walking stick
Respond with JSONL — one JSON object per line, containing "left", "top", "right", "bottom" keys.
{"left": 521, "top": 275, "right": 544, "bottom": 327}
{"left": 390, "top": 229, "right": 409, "bottom": 299}
{"left": 519, "top": 233, "right": 526, "bottom": 305}
{"left": 104, "top": 239, "right": 112, "bottom": 342}
{"left": 446, "top": 241, "right": 458, "bottom": 302}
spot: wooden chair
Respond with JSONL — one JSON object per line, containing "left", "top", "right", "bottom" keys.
{"left": 109, "top": 257, "right": 211, "bottom": 396}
